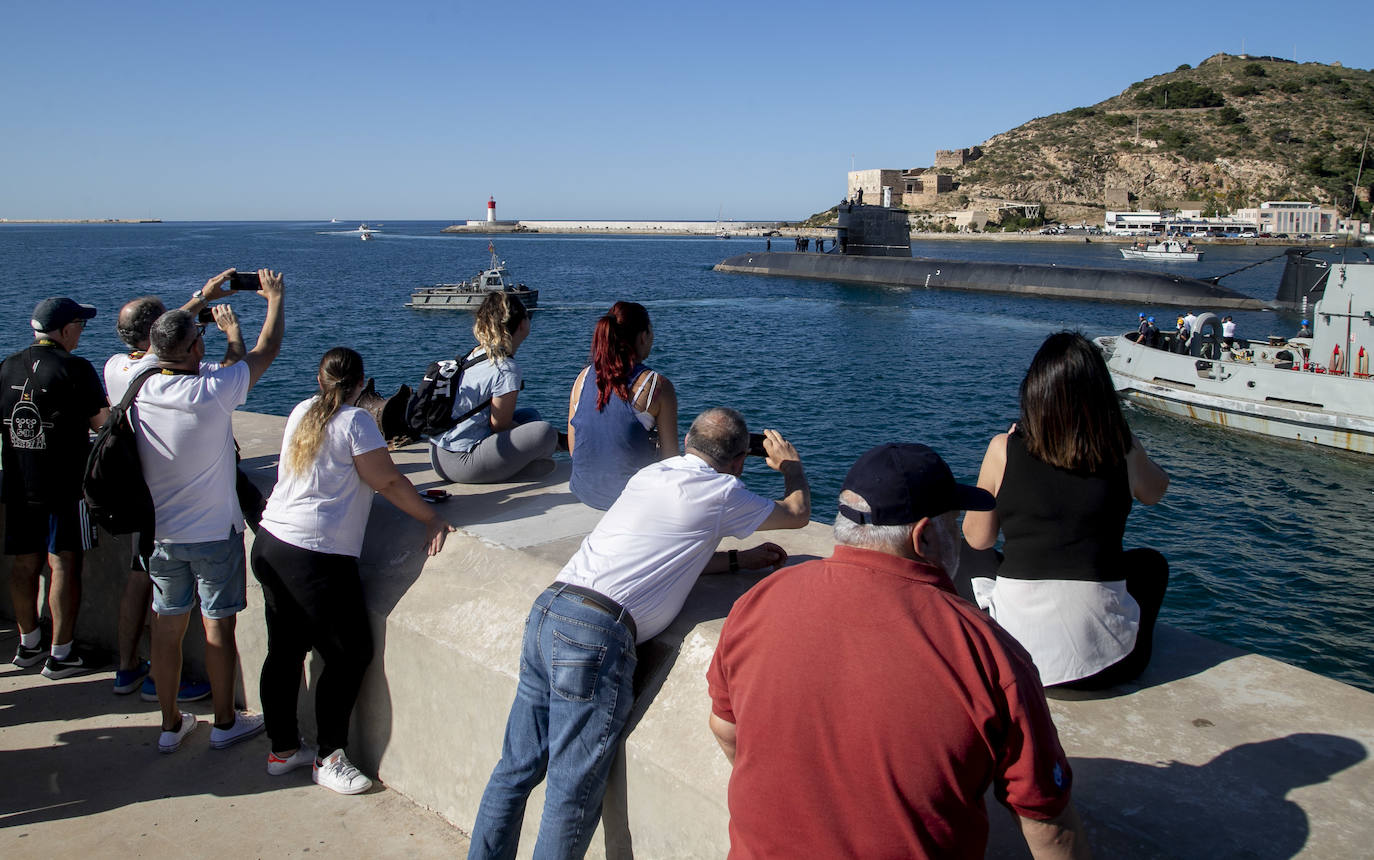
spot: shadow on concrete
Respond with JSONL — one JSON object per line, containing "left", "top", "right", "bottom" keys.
{"left": 0, "top": 677, "right": 281, "bottom": 825}
{"left": 1068, "top": 733, "right": 1367, "bottom": 858}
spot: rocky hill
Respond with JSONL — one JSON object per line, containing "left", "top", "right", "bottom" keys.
{"left": 832, "top": 54, "right": 1374, "bottom": 226}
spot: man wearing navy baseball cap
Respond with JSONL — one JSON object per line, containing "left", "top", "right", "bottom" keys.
{"left": 2, "top": 296, "right": 109, "bottom": 679}
{"left": 708, "top": 443, "right": 1090, "bottom": 859}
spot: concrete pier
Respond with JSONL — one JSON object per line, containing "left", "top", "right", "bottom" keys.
{"left": 2, "top": 410, "right": 1372, "bottom": 857}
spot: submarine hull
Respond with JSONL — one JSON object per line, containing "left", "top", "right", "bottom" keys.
{"left": 714, "top": 252, "right": 1267, "bottom": 310}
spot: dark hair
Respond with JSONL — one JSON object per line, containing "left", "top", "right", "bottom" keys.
{"left": 284, "top": 347, "right": 365, "bottom": 476}
{"left": 590, "top": 301, "right": 651, "bottom": 410}
{"left": 150, "top": 309, "right": 197, "bottom": 360}
{"left": 1018, "top": 331, "right": 1132, "bottom": 471}
{"left": 684, "top": 407, "right": 749, "bottom": 467}
{"left": 117, "top": 296, "right": 166, "bottom": 349}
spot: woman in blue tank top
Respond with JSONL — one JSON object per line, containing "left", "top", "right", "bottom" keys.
{"left": 963, "top": 332, "right": 1171, "bottom": 689}
{"left": 567, "top": 302, "right": 678, "bottom": 510}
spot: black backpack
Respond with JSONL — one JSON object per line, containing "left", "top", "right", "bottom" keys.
{"left": 84, "top": 366, "right": 159, "bottom": 537}
{"left": 403, "top": 351, "right": 491, "bottom": 438}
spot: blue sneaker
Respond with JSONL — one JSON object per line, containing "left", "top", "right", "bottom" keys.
{"left": 114, "top": 659, "right": 152, "bottom": 695}
{"left": 140, "top": 676, "right": 213, "bottom": 703}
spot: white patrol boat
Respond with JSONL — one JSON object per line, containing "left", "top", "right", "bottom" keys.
{"left": 406, "top": 244, "right": 538, "bottom": 310}
{"left": 1120, "top": 239, "right": 1203, "bottom": 262}
{"left": 1096, "top": 259, "right": 1374, "bottom": 454}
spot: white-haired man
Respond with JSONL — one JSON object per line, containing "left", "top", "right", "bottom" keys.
{"left": 708, "top": 443, "right": 1090, "bottom": 859}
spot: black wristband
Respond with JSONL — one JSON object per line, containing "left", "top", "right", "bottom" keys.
{"left": 728, "top": 549, "right": 739, "bottom": 573}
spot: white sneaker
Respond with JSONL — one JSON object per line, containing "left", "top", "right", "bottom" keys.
{"left": 209, "top": 711, "right": 266, "bottom": 750}
{"left": 313, "top": 749, "right": 373, "bottom": 795}
{"left": 267, "top": 743, "right": 317, "bottom": 776}
{"left": 158, "top": 712, "right": 200, "bottom": 754}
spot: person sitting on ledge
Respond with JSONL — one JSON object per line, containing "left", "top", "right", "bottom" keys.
{"left": 567, "top": 301, "right": 679, "bottom": 510}
{"left": 468, "top": 407, "right": 810, "bottom": 859}
{"left": 429, "top": 292, "right": 557, "bottom": 484}
{"left": 963, "top": 331, "right": 1170, "bottom": 690}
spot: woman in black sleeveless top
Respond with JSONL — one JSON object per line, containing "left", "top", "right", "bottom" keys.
{"left": 963, "top": 332, "right": 1170, "bottom": 689}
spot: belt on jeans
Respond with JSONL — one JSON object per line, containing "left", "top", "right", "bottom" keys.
{"left": 550, "top": 581, "right": 638, "bottom": 643}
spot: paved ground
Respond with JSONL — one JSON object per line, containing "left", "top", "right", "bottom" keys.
{"left": 0, "top": 623, "right": 469, "bottom": 859}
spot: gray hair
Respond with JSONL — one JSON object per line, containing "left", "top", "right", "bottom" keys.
{"left": 117, "top": 296, "right": 166, "bottom": 349}
{"left": 832, "top": 490, "right": 916, "bottom": 553}
{"left": 150, "top": 309, "right": 197, "bottom": 361}
{"left": 684, "top": 407, "right": 749, "bottom": 469}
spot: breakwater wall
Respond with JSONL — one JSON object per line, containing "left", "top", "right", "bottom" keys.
{"left": 443, "top": 220, "right": 780, "bottom": 235}
{"left": 2, "top": 410, "right": 1372, "bottom": 857}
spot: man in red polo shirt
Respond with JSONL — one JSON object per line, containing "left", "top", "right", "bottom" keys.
{"left": 707, "top": 443, "right": 1089, "bottom": 859}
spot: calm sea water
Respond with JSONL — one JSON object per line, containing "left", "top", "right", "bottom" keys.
{"left": 3, "top": 221, "right": 1370, "bottom": 691}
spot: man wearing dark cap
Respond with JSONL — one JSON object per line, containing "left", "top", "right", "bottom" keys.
{"left": 2, "top": 297, "right": 109, "bottom": 678}
{"left": 707, "top": 443, "right": 1090, "bottom": 859}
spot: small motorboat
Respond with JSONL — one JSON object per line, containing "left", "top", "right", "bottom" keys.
{"left": 1120, "top": 239, "right": 1203, "bottom": 262}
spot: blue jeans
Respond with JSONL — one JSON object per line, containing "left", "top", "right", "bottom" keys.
{"left": 469, "top": 585, "right": 638, "bottom": 860}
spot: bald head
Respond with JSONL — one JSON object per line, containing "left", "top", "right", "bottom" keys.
{"left": 117, "top": 295, "right": 166, "bottom": 350}
{"left": 684, "top": 407, "right": 749, "bottom": 471}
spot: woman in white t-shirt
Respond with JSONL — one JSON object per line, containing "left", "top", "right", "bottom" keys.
{"left": 251, "top": 347, "right": 451, "bottom": 795}
{"left": 429, "top": 292, "right": 558, "bottom": 483}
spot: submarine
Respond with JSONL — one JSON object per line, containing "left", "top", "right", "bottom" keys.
{"left": 715, "top": 203, "right": 1269, "bottom": 310}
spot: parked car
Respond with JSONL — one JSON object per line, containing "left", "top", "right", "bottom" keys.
{"left": 1239, "top": 231, "right": 1257, "bottom": 238}
{"left": 1276, "top": 233, "right": 1291, "bottom": 239}
{"left": 1320, "top": 234, "right": 1338, "bottom": 240}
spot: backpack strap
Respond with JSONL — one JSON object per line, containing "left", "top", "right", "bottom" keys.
{"left": 117, "top": 366, "right": 161, "bottom": 431}
{"left": 448, "top": 349, "right": 494, "bottom": 428}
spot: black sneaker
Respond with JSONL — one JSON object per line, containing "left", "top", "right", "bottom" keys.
{"left": 41, "top": 650, "right": 96, "bottom": 680}
{"left": 12, "top": 643, "right": 46, "bottom": 668}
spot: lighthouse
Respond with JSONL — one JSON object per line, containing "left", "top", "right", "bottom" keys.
{"left": 487, "top": 196, "right": 496, "bottom": 223}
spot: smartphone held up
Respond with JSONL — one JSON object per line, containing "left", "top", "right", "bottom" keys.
{"left": 229, "top": 271, "right": 261, "bottom": 291}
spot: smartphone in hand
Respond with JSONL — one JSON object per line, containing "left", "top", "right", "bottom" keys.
{"left": 229, "top": 271, "right": 261, "bottom": 291}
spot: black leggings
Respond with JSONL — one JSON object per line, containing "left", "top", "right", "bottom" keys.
{"left": 250, "top": 529, "right": 374, "bottom": 757}
{"left": 1056, "top": 548, "right": 1169, "bottom": 690}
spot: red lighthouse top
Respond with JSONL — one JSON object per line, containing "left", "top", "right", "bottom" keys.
{"left": 488, "top": 197, "right": 496, "bottom": 208}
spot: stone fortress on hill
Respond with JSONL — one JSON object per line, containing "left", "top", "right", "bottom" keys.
{"left": 844, "top": 52, "right": 1373, "bottom": 238}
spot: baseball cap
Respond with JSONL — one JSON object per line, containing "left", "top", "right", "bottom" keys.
{"left": 31, "top": 297, "right": 97, "bottom": 332}
{"left": 837, "top": 443, "right": 993, "bottom": 526}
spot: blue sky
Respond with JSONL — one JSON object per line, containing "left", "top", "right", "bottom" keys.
{"left": 3, "top": 1, "right": 1370, "bottom": 222}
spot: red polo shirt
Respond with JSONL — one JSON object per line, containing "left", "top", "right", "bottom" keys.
{"left": 707, "top": 545, "right": 1072, "bottom": 859}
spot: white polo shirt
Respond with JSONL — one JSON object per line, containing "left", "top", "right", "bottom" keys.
{"left": 134, "top": 361, "right": 251, "bottom": 543}
{"left": 558, "top": 453, "right": 775, "bottom": 642}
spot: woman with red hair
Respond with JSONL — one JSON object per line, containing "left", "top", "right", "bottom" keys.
{"left": 567, "top": 301, "right": 678, "bottom": 510}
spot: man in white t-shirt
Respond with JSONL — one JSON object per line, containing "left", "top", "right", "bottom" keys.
{"left": 103, "top": 276, "right": 240, "bottom": 699}
{"left": 134, "top": 269, "right": 285, "bottom": 755}
{"left": 469, "top": 407, "right": 811, "bottom": 859}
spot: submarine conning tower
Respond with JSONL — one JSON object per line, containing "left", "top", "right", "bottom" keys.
{"left": 836, "top": 203, "right": 912, "bottom": 258}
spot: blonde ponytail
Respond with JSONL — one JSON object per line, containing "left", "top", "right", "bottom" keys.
{"left": 284, "top": 347, "right": 364, "bottom": 477}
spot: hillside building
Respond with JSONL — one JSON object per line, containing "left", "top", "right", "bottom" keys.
{"left": 1233, "top": 202, "right": 1340, "bottom": 236}
{"left": 848, "top": 168, "right": 956, "bottom": 211}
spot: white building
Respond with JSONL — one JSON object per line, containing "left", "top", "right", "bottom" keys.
{"left": 1233, "top": 201, "right": 1340, "bottom": 236}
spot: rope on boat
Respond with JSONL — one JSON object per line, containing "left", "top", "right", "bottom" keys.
{"left": 1201, "top": 250, "right": 1293, "bottom": 285}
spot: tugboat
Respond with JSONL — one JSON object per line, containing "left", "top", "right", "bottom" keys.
{"left": 1096, "top": 254, "right": 1374, "bottom": 454}
{"left": 406, "top": 243, "right": 538, "bottom": 310}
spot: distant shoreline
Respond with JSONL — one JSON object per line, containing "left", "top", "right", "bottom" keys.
{"left": 0, "top": 218, "right": 162, "bottom": 224}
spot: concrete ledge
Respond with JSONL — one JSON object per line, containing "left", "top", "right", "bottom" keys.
{"left": 4, "top": 410, "right": 1372, "bottom": 857}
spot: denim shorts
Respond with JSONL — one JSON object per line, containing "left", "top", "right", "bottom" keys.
{"left": 148, "top": 532, "right": 247, "bottom": 619}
